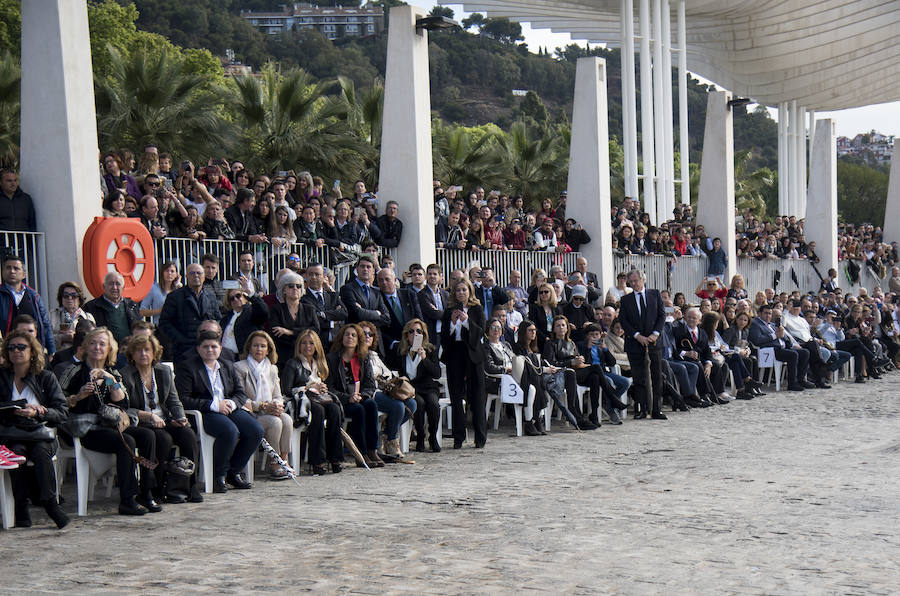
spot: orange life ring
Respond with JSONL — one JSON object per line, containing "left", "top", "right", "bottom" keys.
{"left": 82, "top": 217, "right": 156, "bottom": 299}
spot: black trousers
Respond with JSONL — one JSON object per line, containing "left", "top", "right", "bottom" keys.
{"left": 574, "top": 364, "right": 611, "bottom": 418}
{"left": 836, "top": 338, "right": 874, "bottom": 373}
{"left": 519, "top": 366, "right": 549, "bottom": 420}
{"left": 145, "top": 423, "right": 198, "bottom": 494}
{"left": 307, "top": 400, "right": 343, "bottom": 466}
{"left": 445, "top": 348, "right": 487, "bottom": 446}
{"left": 562, "top": 369, "right": 585, "bottom": 419}
{"left": 626, "top": 347, "right": 663, "bottom": 415}
{"left": 80, "top": 425, "right": 155, "bottom": 503}
{"left": 7, "top": 439, "right": 57, "bottom": 505}
{"left": 413, "top": 388, "right": 441, "bottom": 441}
{"left": 773, "top": 346, "right": 809, "bottom": 385}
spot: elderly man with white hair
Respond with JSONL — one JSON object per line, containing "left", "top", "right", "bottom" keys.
{"left": 83, "top": 271, "right": 142, "bottom": 344}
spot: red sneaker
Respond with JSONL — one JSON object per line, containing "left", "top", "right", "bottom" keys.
{"left": 0, "top": 454, "right": 18, "bottom": 470}
{"left": 0, "top": 446, "right": 25, "bottom": 463}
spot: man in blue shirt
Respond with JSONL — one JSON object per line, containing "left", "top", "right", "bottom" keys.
{"left": 579, "top": 324, "right": 629, "bottom": 424}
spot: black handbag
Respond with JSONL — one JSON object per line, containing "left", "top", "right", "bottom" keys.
{"left": 0, "top": 423, "right": 56, "bottom": 442}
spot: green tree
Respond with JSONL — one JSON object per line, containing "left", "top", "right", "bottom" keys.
{"left": 229, "top": 65, "right": 366, "bottom": 180}
{"left": 0, "top": 52, "right": 20, "bottom": 168}
{"left": 94, "top": 47, "right": 229, "bottom": 159}
{"left": 461, "top": 13, "right": 485, "bottom": 31}
{"left": 338, "top": 75, "right": 383, "bottom": 187}
{"left": 480, "top": 18, "right": 524, "bottom": 44}
{"left": 428, "top": 6, "right": 454, "bottom": 19}
{"left": 432, "top": 121, "right": 501, "bottom": 191}
{"left": 0, "top": 0, "right": 21, "bottom": 58}
{"left": 837, "top": 158, "right": 889, "bottom": 226}
{"left": 733, "top": 149, "right": 775, "bottom": 218}
{"left": 492, "top": 121, "right": 567, "bottom": 202}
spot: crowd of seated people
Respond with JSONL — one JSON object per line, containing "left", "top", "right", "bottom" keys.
{"left": 2, "top": 152, "right": 900, "bottom": 528}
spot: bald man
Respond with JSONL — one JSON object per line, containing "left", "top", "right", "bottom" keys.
{"left": 83, "top": 271, "right": 142, "bottom": 344}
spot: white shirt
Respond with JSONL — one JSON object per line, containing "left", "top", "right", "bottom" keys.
{"left": 222, "top": 315, "right": 239, "bottom": 353}
{"left": 13, "top": 382, "right": 39, "bottom": 407}
{"left": 405, "top": 352, "right": 423, "bottom": 379}
{"left": 204, "top": 361, "right": 233, "bottom": 413}
{"left": 429, "top": 287, "right": 443, "bottom": 333}
{"left": 449, "top": 307, "right": 470, "bottom": 341}
{"left": 783, "top": 311, "right": 812, "bottom": 343}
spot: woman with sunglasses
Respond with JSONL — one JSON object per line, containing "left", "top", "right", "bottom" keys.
{"left": 326, "top": 324, "right": 383, "bottom": 467}
{"left": 359, "top": 321, "right": 416, "bottom": 459}
{"left": 440, "top": 278, "right": 487, "bottom": 449}
{"left": 220, "top": 277, "right": 269, "bottom": 357}
{"left": 528, "top": 282, "right": 561, "bottom": 351}
{"left": 393, "top": 319, "right": 442, "bottom": 452}
{"left": 281, "top": 329, "right": 344, "bottom": 475}
{"left": 0, "top": 331, "right": 69, "bottom": 528}
{"left": 50, "top": 282, "right": 95, "bottom": 352}
{"left": 269, "top": 272, "right": 319, "bottom": 367}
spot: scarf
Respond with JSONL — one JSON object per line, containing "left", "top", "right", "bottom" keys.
{"left": 246, "top": 356, "right": 272, "bottom": 404}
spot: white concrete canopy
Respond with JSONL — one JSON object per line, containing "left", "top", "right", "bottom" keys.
{"left": 696, "top": 90, "right": 735, "bottom": 282}
{"left": 378, "top": 5, "right": 436, "bottom": 269}
{"left": 805, "top": 119, "right": 838, "bottom": 282}
{"left": 20, "top": 0, "right": 100, "bottom": 294}
{"left": 450, "top": 0, "right": 900, "bottom": 110}
{"left": 566, "top": 57, "right": 613, "bottom": 293}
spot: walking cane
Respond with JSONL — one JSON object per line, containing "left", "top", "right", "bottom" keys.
{"left": 644, "top": 344, "right": 654, "bottom": 416}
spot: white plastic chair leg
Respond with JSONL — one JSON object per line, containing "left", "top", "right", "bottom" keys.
{"left": 399, "top": 420, "right": 411, "bottom": 453}
{"left": 0, "top": 470, "right": 13, "bottom": 529}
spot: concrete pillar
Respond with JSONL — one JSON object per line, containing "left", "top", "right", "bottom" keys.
{"left": 788, "top": 101, "right": 799, "bottom": 216}
{"left": 378, "top": 5, "right": 435, "bottom": 270}
{"left": 883, "top": 141, "right": 900, "bottom": 245}
{"left": 19, "top": 0, "right": 100, "bottom": 295}
{"left": 661, "top": 0, "right": 676, "bottom": 213}
{"left": 797, "top": 106, "right": 808, "bottom": 217}
{"left": 638, "top": 0, "right": 657, "bottom": 224}
{"left": 651, "top": 0, "right": 667, "bottom": 218}
{"left": 567, "top": 58, "right": 614, "bottom": 293}
{"left": 697, "top": 90, "right": 735, "bottom": 281}
{"left": 805, "top": 119, "right": 838, "bottom": 283}
{"left": 677, "top": 0, "right": 689, "bottom": 205}
{"left": 620, "top": 0, "right": 638, "bottom": 200}
{"left": 777, "top": 102, "right": 788, "bottom": 215}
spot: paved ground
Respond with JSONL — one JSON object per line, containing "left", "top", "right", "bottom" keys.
{"left": 4, "top": 376, "right": 900, "bottom": 595}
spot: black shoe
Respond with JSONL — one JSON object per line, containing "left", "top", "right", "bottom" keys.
{"left": 735, "top": 389, "right": 754, "bottom": 400}
{"left": 855, "top": 376, "right": 866, "bottom": 383}
{"left": 815, "top": 380, "right": 831, "bottom": 389}
{"left": 429, "top": 436, "right": 442, "bottom": 453}
{"left": 138, "top": 493, "right": 163, "bottom": 513}
{"left": 869, "top": 370, "right": 881, "bottom": 380}
{"left": 651, "top": 412, "right": 668, "bottom": 420}
{"left": 311, "top": 464, "right": 328, "bottom": 476}
{"left": 634, "top": 411, "right": 648, "bottom": 420}
{"left": 684, "top": 396, "right": 705, "bottom": 408}
{"left": 331, "top": 462, "right": 343, "bottom": 474}
{"left": 164, "top": 492, "right": 187, "bottom": 504}
{"left": 213, "top": 478, "right": 228, "bottom": 494}
{"left": 453, "top": 440, "right": 463, "bottom": 449}
{"left": 225, "top": 472, "right": 252, "bottom": 489}
{"left": 43, "top": 501, "right": 70, "bottom": 529}
{"left": 118, "top": 498, "right": 148, "bottom": 516}
{"left": 188, "top": 484, "right": 204, "bottom": 503}
{"left": 15, "top": 504, "right": 31, "bottom": 528}
{"left": 523, "top": 421, "right": 541, "bottom": 436}
{"left": 415, "top": 438, "right": 426, "bottom": 453}
{"left": 474, "top": 441, "right": 486, "bottom": 449}
{"left": 534, "top": 417, "right": 547, "bottom": 435}
{"left": 673, "top": 400, "right": 690, "bottom": 411}
{"left": 788, "top": 383, "right": 805, "bottom": 391}
{"left": 801, "top": 381, "right": 817, "bottom": 389}
{"left": 577, "top": 418, "right": 598, "bottom": 430}
{"left": 588, "top": 413, "right": 600, "bottom": 426}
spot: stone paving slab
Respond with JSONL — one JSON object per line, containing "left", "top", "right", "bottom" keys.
{"left": 3, "top": 378, "right": 900, "bottom": 594}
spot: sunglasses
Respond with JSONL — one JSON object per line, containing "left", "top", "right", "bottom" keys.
{"left": 147, "top": 181, "right": 161, "bottom": 187}
{"left": 284, "top": 283, "right": 301, "bottom": 289}
{"left": 7, "top": 344, "right": 28, "bottom": 352}
{"left": 539, "top": 290, "right": 551, "bottom": 295}
{"left": 230, "top": 294, "right": 245, "bottom": 301}
{"left": 407, "top": 329, "right": 424, "bottom": 335}
{"left": 363, "top": 331, "right": 375, "bottom": 337}
{"left": 62, "top": 292, "right": 79, "bottom": 299}
{"left": 572, "top": 296, "right": 584, "bottom": 301}
{"left": 288, "top": 257, "right": 300, "bottom": 262}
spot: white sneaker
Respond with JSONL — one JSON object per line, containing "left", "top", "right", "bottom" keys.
{"left": 718, "top": 392, "right": 735, "bottom": 402}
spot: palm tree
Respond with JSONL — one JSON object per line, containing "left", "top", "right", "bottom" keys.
{"left": 734, "top": 149, "right": 775, "bottom": 218}
{"left": 492, "top": 120, "right": 568, "bottom": 204}
{"left": 337, "top": 75, "right": 383, "bottom": 188}
{"left": 230, "top": 65, "right": 367, "bottom": 180}
{"left": 0, "top": 53, "right": 20, "bottom": 168}
{"left": 94, "top": 47, "right": 228, "bottom": 160}
{"left": 431, "top": 120, "right": 500, "bottom": 191}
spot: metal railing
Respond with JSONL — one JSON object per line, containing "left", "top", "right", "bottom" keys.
{"left": 1, "top": 231, "right": 48, "bottom": 305}
{"left": 434, "top": 248, "right": 581, "bottom": 288}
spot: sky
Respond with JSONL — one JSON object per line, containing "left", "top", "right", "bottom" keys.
{"left": 423, "top": 2, "right": 900, "bottom": 139}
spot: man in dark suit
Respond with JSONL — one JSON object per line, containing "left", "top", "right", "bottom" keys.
{"left": 474, "top": 267, "right": 508, "bottom": 320}
{"left": 377, "top": 267, "right": 422, "bottom": 350}
{"left": 748, "top": 304, "right": 811, "bottom": 391}
{"left": 339, "top": 256, "right": 390, "bottom": 334}
{"left": 419, "top": 264, "right": 450, "bottom": 350}
{"left": 225, "top": 188, "right": 267, "bottom": 243}
{"left": 618, "top": 269, "right": 667, "bottom": 419}
{"left": 159, "top": 263, "right": 222, "bottom": 359}
{"left": 302, "top": 262, "right": 347, "bottom": 346}
{"left": 672, "top": 307, "right": 729, "bottom": 403}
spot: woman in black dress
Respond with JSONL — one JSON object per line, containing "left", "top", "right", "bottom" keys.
{"left": 269, "top": 271, "right": 319, "bottom": 367}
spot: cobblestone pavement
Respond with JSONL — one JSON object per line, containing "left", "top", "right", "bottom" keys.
{"left": 4, "top": 378, "right": 900, "bottom": 594}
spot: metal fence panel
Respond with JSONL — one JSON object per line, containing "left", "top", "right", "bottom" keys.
{"left": 1, "top": 231, "right": 48, "bottom": 307}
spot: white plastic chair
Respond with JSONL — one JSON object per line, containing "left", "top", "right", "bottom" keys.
{"left": 185, "top": 410, "right": 253, "bottom": 494}
{"left": 756, "top": 347, "right": 786, "bottom": 391}
{"left": 0, "top": 469, "right": 13, "bottom": 529}
{"left": 72, "top": 437, "right": 119, "bottom": 516}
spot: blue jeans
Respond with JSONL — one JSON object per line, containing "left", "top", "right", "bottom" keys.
{"left": 827, "top": 349, "right": 853, "bottom": 372}
{"left": 202, "top": 408, "right": 264, "bottom": 478}
{"left": 604, "top": 372, "right": 631, "bottom": 400}
{"left": 374, "top": 390, "right": 417, "bottom": 440}
{"left": 666, "top": 359, "right": 699, "bottom": 396}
